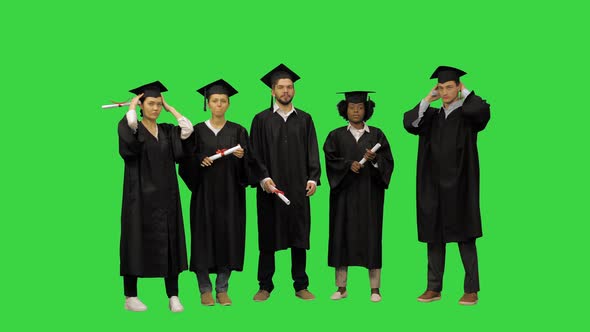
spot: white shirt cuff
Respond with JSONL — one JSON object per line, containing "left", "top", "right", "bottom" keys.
{"left": 126, "top": 109, "right": 138, "bottom": 133}
{"left": 412, "top": 99, "right": 430, "bottom": 127}
{"left": 177, "top": 116, "right": 194, "bottom": 140}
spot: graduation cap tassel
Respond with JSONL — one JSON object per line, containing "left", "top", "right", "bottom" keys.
{"left": 269, "top": 95, "right": 273, "bottom": 111}
{"left": 203, "top": 88, "right": 207, "bottom": 112}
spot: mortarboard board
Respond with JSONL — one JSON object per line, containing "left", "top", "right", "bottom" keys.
{"left": 337, "top": 91, "right": 376, "bottom": 103}
{"left": 430, "top": 66, "right": 467, "bottom": 83}
{"left": 129, "top": 81, "right": 168, "bottom": 99}
{"left": 260, "top": 64, "right": 301, "bottom": 110}
{"left": 196, "top": 79, "right": 239, "bottom": 112}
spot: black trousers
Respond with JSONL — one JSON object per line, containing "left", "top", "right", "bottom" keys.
{"left": 123, "top": 275, "right": 179, "bottom": 298}
{"left": 427, "top": 239, "right": 480, "bottom": 293}
{"left": 258, "top": 248, "right": 309, "bottom": 293}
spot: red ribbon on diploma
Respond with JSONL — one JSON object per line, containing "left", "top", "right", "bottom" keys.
{"left": 216, "top": 148, "right": 228, "bottom": 157}
{"left": 273, "top": 189, "right": 285, "bottom": 195}
{"left": 110, "top": 99, "right": 130, "bottom": 107}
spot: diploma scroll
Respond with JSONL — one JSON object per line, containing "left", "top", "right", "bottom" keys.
{"left": 102, "top": 102, "right": 132, "bottom": 109}
{"left": 359, "top": 143, "right": 382, "bottom": 165}
{"left": 267, "top": 184, "right": 291, "bottom": 205}
{"left": 208, "top": 144, "right": 242, "bottom": 161}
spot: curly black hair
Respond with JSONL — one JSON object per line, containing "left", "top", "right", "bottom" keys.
{"left": 337, "top": 99, "right": 376, "bottom": 122}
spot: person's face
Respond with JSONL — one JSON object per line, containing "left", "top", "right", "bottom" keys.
{"left": 141, "top": 96, "right": 163, "bottom": 121}
{"left": 347, "top": 102, "right": 365, "bottom": 124}
{"left": 272, "top": 78, "right": 295, "bottom": 105}
{"left": 208, "top": 94, "right": 229, "bottom": 117}
{"left": 436, "top": 81, "right": 460, "bottom": 104}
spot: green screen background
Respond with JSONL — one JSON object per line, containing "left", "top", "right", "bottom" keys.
{"left": 2, "top": 0, "right": 588, "bottom": 330}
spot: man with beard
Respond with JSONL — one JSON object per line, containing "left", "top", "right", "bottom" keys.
{"left": 249, "top": 64, "right": 321, "bottom": 302}
{"left": 403, "top": 66, "right": 490, "bottom": 306}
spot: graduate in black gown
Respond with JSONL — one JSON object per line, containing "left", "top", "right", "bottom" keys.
{"left": 118, "top": 81, "right": 192, "bottom": 312}
{"left": 403, "top": 66, "right": 490, "bottom": 305}
{"left": 249, "top": 64, "right": 321, "bottom": 302}
{"left": 178, "top": 79, "right": 249, "bottom": 306}
{"left": 323, "top": 91, "right": 394, "bottom": 302}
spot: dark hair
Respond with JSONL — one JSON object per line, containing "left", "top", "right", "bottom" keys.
{"left": 337, "top": 100, "right": 376, "bottom": 122}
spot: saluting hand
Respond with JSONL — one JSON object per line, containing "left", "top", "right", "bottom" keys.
{"left": 161, "top": 94, "right": 175, "bottom": 112}
{"left": 130, "top": 93, "right": 144, "bottom": 109}
{"left": 425, "top": 85, "right": 440, "bottom": 103}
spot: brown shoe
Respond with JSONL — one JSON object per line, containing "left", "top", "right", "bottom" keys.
{"left": 216, "top": 292, "right": 232, "bottom": 306}
{"left": 295, "top": 289, "right": 316, "bottom": 301}
{"left": 200, "top": 291, "right": 215, "bottom": 306}
{"left": 253, "top": 290, "right": 270, "bottom": 302}
{"left": 417, "top": 290, "right": 441, "bottom": 303}
{"left": 459, "top": 292, "right": 478, "bottom": 305}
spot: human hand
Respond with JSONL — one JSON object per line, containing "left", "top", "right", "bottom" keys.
{"left": 201, "top": 156, "right": 213, "bottom": 167}
{"left": 233, "top": 148, "right": 244, "bottom": 159}
{"left": 350, "top": 161, "right": 363, "bottom": 173}
{"left": 263, "top": 178, "right": 276, "bottom": 193}
{"left": 425, "top": 85, "right": 440, "bottom": 103}
{"left": 306, "top": 181, "right": 317, "bottom": 197}
{"left": 364, "top": 149, "right": 376, "bottom": 162}
{"left": 130, "top": 93, "right": 144, "bottom": 109}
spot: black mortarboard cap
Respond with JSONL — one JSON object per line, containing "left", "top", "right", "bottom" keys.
{"left": 260, "top": 63, "right": 301, "bottom": 88}
{"left": 430, "top": 66, "right": 467, "bottom": 83}
{"left": 337, "top": 91, "right": 376, "bottom": 103}
{"left": 196, "top": 79, "right": 239, "bottom": 112}
{"left": 129, "top": 80, "right": 168, "bottom": 98}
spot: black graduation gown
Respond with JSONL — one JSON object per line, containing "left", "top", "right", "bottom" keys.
{"left": 118, "top": 117, "right": 188, "bottom": 277}
{"left": 249, "top": 108, "right": 321, "bottom": 252}
{"left": 403, "top": 92, "right": 490, "bottom": 243}
{"left": 324, "top": 126, "right": 394, "bottom": 269}
{"left": 178, "top": 121, "right": 249, "bottom": 273}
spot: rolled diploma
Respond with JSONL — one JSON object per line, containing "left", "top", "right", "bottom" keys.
{"left": 359, "top": 143, "right": 382, "bottom": 165}
{"left": 208, "top": 144, "right": 242, "bottom": 161}
{"left": 102, "top": 102, "right": 132, "bottom": 109}
{"left": 267, "top": 184, "right": 291, "bottom": 205}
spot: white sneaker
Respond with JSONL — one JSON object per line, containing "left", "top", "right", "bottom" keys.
{"left": 125, "top": 297, "right": 147, "bottom": 312}
{"left": 370, "top": 293, "right": 382, "bottom": 302}
{"left": 169, "top": 296, "right": 184, "bottom": 313}
{"left": 330, "top": 291, "right": 348, "bottom": 300}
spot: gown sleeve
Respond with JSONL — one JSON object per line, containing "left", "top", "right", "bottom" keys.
{"left": 323, "top": 130, "right": 354, "bottom": 190}
{"left": 461, "top": 91, "right": 491, "bottom": 132}
{"left": 306, "top": 116, "right": 321, "bottom": 185}
{"left": 248, "top": 114, "right": 270, "bottom": 186}
{"left": 403, "top": 102, "right": 437, "bottom": 136}
{"left": 118, "top": 115, "right": 144, "bottom": 161}
{"left": 369, "top": 129, "right": 394, "bottom": 189}
{"left": 178, "top": 127, "right": 200, "bottom": 192}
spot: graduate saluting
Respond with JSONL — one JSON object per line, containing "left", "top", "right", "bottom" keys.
{"left": 403, "top": 66, "right": 491, "bottom": 306}
{"left": 117, "top": 81, "right": 193, "bottom": 312}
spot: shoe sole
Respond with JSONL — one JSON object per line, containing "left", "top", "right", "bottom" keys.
{"left": 124, "top": 305, "right": 147, "bottom": 312}
{"left": 459, "top": 300, "right": 478, "bottom": 305}
{"left": 417, "top": 296, "right": 441, "bottom": 303}
{"left": 217, "top": 300, "right": 232, "bottom": 306}
{"left": 330, "top": 296, "right": 348, "bottom": 300}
